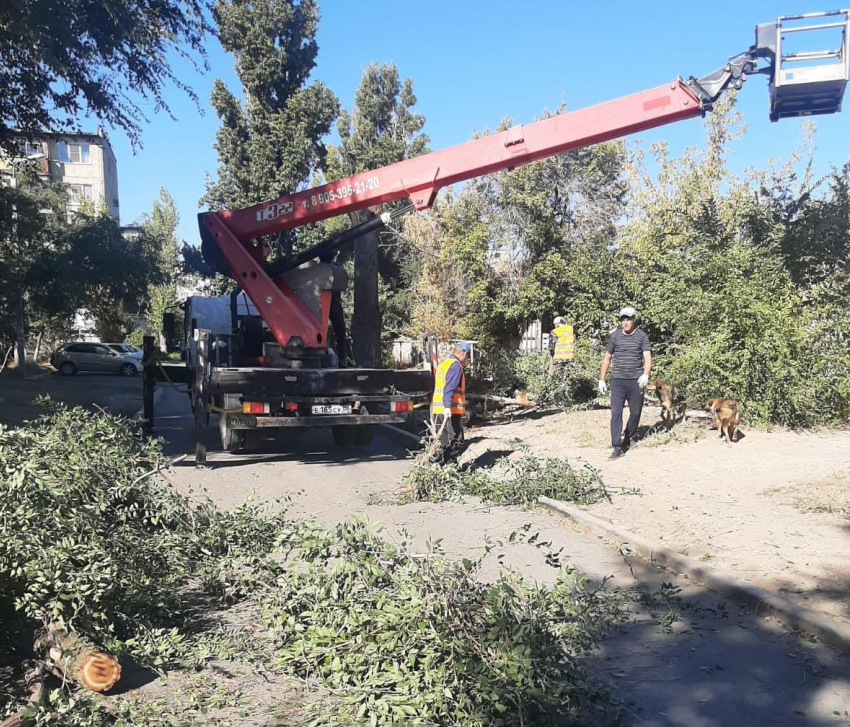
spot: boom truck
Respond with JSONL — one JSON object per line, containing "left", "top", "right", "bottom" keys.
{"left": 187, "top": 10, "right": 848, "bottom": 462}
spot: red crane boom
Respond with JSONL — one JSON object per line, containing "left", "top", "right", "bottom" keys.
{"left": 198, "top": 82, "right": 702, "bottom": 349}
{"left": 196, "top": 10, "right": 849, "bottom": 352}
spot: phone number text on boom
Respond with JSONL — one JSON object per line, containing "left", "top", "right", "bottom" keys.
{"left": 302, "top": 177, "right": 380, "bottom": 209}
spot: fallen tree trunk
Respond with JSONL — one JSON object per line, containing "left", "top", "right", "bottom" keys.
{"left": 34, "top": 623, "right": 121, "bottom": 692}
{"left": 467, "top": 392, "right": 533, "bottom": 408}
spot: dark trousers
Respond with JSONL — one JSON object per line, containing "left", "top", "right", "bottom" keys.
{"left": 435, "top": 413, "right": 464, "bottom": 463}
{"left": 610, "top": 378, "right": 644, "bottom": 448}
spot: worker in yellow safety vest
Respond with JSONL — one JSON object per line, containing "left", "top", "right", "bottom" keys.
{"left": 548, "top": 316, "right": 576, "bottom": 374}
{"left": 430, "top": 342, "right": 471, "bottom": 464}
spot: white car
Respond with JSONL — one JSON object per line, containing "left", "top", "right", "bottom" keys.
{"left": 105, "top": 342, "right": 143, "bottom": 359}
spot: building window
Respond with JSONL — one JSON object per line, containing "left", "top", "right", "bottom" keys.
{"left": 19, "top": 140, "right": 44, "bottom": 157}
{"left": 58, "top": 142, "right": 91, "bottom": 164}
{"left": 67, "top": 184, "right": 93, "bottom": 205}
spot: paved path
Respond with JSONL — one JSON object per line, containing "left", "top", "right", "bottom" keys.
{"left": 154, "top": 385, "right": 850, "bottom": 726}
{"left": 0, "top": 371, "right": 142, "bottom": 427}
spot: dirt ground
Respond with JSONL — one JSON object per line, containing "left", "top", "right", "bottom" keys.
{"left": 143, "top": 386, "right": 850, "bottom": 725}
{"left": 463, "top": 403, "right": 850, "bottom": 631}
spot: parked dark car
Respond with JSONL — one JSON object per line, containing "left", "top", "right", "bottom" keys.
{"left": 51, "top": 342, "right": 143, "bottom": 376}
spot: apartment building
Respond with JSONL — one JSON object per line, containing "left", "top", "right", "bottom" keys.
{"left": 12, "top": 127, "right": 120, "bottom": 221}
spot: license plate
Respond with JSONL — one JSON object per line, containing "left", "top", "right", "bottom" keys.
{"left": 311, "top": 404, "right": 352, "bottom": 415}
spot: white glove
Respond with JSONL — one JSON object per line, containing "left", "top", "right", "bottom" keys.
{"left": 638, "top": 374, "right": 649, "bottom": 388}
{"left": 597, "top": 379, "right": 608, "bottom": 394}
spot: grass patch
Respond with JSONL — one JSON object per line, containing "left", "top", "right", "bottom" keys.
{"left": 778, "top": 472, "right": 850, "bottom": 517}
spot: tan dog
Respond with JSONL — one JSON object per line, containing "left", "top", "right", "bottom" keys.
{"left": 646, "top": 380, "right": 679, "bottom": 429}
{"left": 706, "top": 398, "right": 741, "bottom": 444}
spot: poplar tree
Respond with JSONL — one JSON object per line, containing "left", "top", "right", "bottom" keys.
{"left": 326, "top": 62, "right": 428, "bottom": 366}
{"left": 203, "top": 0, "right": 338, "bottom": 213}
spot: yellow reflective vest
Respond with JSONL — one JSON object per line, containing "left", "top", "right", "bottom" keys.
{"left": 431, "top": 358, "right": 466, "bottom": 416}
{"left": 552, "top": 324, "right": 576, "bottom": 362}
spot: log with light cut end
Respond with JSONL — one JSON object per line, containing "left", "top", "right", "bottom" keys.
{"left": 36, "top": 623, "right": 121, "bottom": 692}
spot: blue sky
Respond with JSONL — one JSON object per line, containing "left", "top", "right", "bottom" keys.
{"left": 109, "top": 1, "right": 850, "bottom": 244}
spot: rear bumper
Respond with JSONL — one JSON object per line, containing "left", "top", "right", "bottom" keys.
{"left": 210, "top": 366, "right": 432, "bottom": 397}
{"left": 229, "top": 413, "right": 407, "bottom": 429}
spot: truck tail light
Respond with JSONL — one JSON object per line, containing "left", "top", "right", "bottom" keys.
{"left": 391, "top": 401, "right": 413, "bottom": 413}
{"left": 284, "top": 402, "right": 298, "bottom": 412}
{"left": 243, "top": 402, "right": 269, "bottom": 414}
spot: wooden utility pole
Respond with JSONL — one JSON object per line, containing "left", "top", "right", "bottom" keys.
{"left": 142, "top": 335, "right": 155, "bottom": 433}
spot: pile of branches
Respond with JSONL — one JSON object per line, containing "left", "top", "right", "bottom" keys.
{"left": 0, "top": 404, "right": 288, "bottom": 722}
{"left": 0, "top": 406, "right": 620, "bottom": 726}
{"left": 261, "top": 519, "right": 622, "bottom": 726}
{"left": 402, "top": 453, "right": 608, "bottom": 507}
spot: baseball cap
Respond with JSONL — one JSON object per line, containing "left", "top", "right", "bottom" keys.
{"left": 619, "top": 306, "right": 637, "bottom": 319}
{"left": 553, "top": 316, "right": 565, "bottom": 326}
{"left": 455, "top": 341, "right": 472, "bottom": 354}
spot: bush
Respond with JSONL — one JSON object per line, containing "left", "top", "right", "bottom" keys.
{"left": 485, "top": 344, "right": 599, "bottom": 410}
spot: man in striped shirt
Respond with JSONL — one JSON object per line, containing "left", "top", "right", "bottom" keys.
{"left": 597, "top": 306, "right": 652, "bottom": 460}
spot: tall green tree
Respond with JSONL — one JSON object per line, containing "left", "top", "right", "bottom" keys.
{"left": 0, "top": 0, "right": 209, "bottom": 149}
{"left": 202, "top": 0, "right": 338, "bottom": 215}
{"left": 465, "top": 107, "right": 627, "bottom": 334}
{"left": 0, "top": 161, "right": 68, "bottom": 371}
{"left": 51, "top": 208, "right": 165, "bottom": 341}
{"left": 326, "top": 61, "right": 428, "bottom": 366}
{"left": 139, "top": 189, "right": 182, "bottom": 342}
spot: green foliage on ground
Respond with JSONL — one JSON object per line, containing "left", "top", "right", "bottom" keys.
{"left": 401, "top": 453, "right": 607, "bottom": 508}
{"left": 0, "top": 408, "right": 620, "bottom": 726}
{"left": 262, "top": 518, "right": 621, "bottom": 726}
{"left": 0, "top": 404, "right": 286, "bottom": 671}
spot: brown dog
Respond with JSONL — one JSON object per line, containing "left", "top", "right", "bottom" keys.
{"left": 646, "top": 380, "right": 679, "bottom": 429}
{"left": 705, "top": 398, "right": 741, "bottom": 444}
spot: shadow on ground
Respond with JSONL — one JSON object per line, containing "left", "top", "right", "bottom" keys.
{"left": 564, "top": 525, "right": 850, "bottom": 726}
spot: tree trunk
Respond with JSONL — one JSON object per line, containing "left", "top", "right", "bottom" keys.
{"left": 0, "top": 668, "right": 47, "bottom": 727}
{"left": 0, "top": 345, "right": 14, "bottom": 376}
{"left": 351, "top": 209, "right": 381, "bottom": 368}
{"left": 466, "top": 392, "right": 533, "bottom": 408}
{"left": 14, "top": 288, "right": 26, "bottom": 378}
{"left": 33, "top": 331, "right": 44, "bottom": 364}
{"left": 34, "top": 623, "right": 121, "bottom": 692}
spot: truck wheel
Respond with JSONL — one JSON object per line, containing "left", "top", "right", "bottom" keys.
{"left": 354, "top": 425, "right": 374, "bottom": 447}
{"left": 332, "top": 425, "right": 358, "bottom": 447}
{"left": 219, "top": 394, "right": 245, "bottom": 452}
{"left": 219, "top": 414, "right": 245, "bottom": 452}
